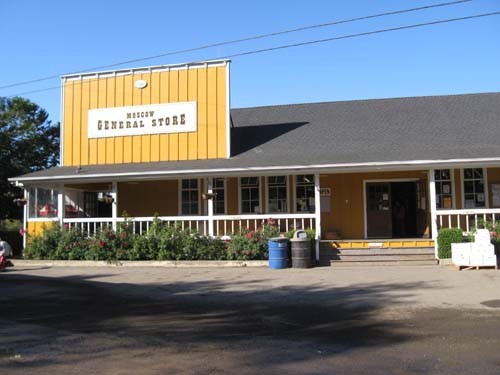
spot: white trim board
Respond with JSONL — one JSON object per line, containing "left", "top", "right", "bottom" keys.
{"left": 11, "top": 157, "right": 500, "bottom": 185}
{"left": 63, "top": 60, "right": 230, "bottom": 81}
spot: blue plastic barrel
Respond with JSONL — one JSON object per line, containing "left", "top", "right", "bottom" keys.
{"left": 268, "top": 237, "right": 289, "bottom": 269}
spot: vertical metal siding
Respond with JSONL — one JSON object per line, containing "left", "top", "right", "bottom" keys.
{"left": 62, "top": 65, "right": 228, "bottom": 166}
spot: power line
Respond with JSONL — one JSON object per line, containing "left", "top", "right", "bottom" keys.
{"left": 224, "top": 11, "right": 500, "bottom": 59}
{"left": 0, "top": 0, "right": 472, "bottom": 90}
{"left": 8, "top": 10, "right": 500, "bottom": 98}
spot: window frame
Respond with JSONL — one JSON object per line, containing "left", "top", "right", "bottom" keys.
{"left": 178, "top": 178, "right": 201, "bottom": 216}
{"left": 212, "top": 177, "right": 227, "bottom": 215}
{"left": 28, "top": 187, "right": 59, "bottom": 220}
{"left": 266, "top": 175, "right": 289, "bottom": 214}
{"left": 293, "top": 174, "right": 315, "bottom": 213}
{"left": 461, "top": 168, "right": 488, "bottom": 209}
{"left": 434, "top": 169, "right": 455, "bottom": 210}
{"left": 238, "top": 176, "right": 262, "bottom": 214}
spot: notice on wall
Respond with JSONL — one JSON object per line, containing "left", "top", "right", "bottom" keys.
{"left": 88, "top": 101, "right": 197, "bottom": 138}
{"left": 492, "top": 184, "right": 500, "bottom": 207}
{"left": 319, "top": 188, "right": 330, "bottom": 213}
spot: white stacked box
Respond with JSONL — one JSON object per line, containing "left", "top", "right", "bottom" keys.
{"left": 451, "top": 229, "right": 497, "bottom": 268}
{"left": 451, "top": 243, "right": 472, "bottom": 266}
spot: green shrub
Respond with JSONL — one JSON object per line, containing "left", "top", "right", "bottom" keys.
{"left": 24, "top": 224, "right": 63, "bottom": 259}
{"left": 55, "top": 227, "right": 90, "bottom": 260}
{"left": 0, "top": 219, "right": 22, "bottom": 231}
{"left": 23, "top": 217, "right": 284, "bottom": 261}
{"left": 227, "top": 223, "right": 280, "bottom": 260}
{"left": 437, "top": 227, "right": 464, "bottom": 259}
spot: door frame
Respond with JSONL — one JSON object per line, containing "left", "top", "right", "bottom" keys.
{"left": 363, "top": 178, "right": 420, "bottom": 239}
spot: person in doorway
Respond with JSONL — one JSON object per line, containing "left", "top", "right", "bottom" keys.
{"left": 0, "top": 238, "right": 13, "bottom": 270}
{"left": 393, "top": 200, "right": 407, "bottom": 237}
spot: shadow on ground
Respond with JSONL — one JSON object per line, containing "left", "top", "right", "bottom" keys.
{"left": 0, "top": 272, "right": 435, "bottom": 372}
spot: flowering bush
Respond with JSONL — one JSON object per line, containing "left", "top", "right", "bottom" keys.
{"left": 227, "top": 221, "right": 280, "bottom": 260}
{"left": 24, "top": 217, "right": 287, "bottom": 261}
{"left": 24, "top": 217, "right": 228, "bottom": 261}
{"left": 24, "top": 223, "right": 62, "bottom": 260}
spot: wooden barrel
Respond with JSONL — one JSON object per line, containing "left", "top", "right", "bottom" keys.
{"left": 291, "top": 238, "right": 312, "bottom": 268}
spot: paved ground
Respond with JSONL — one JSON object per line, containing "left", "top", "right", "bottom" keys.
{"left": 1, "top": 265, "right": 500, "bottom": 374}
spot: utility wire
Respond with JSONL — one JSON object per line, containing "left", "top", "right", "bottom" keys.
{"left": 223, "top": 11, "right": 500, "bottom": 59}
{"left": 7, "top": 10, "right": 499, "bottom": 98}
{"left": 0, "top": 0, "right": 472, "bottom": 90}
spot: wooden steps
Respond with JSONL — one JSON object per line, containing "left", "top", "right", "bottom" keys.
{"left": 319, "top": 241, "right": 437, "bottom": 267}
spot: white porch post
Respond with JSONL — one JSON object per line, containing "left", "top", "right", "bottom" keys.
{"left": 428, "top": 169, "right": 438, "bottom": 259}
{"left": 314, "top": 173, "right": 322, "bottom": 262}
{"left": 207, "top": 177, "right": 214, "bottom": 237}
{"left": 111, "top": 182, "right": 118, "bottom": 231}
{"left": 22, "top": 188, "right": 28, "bottom": 249}
{"left": 57, "top": 184, "right": 65, "bottom": 229}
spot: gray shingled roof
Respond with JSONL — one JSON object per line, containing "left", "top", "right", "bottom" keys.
{"left": 11, "top": 92, "right": 500, "bottom": 183}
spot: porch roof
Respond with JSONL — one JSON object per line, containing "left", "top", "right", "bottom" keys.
{"left": 11, "top": 92, "right": 500, "bottom": 185}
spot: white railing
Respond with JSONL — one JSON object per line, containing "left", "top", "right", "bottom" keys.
{"left": 63, "top": 213, "right": 316, "bottom": 237}
{"left": 64, "top": 218, "right": 114, "bottom": 235}
{"left": 117, "top": 216, "right": 210, "bottom": 236}
{"left": 212, "top": 213, "right": 316, "bottom": 237}
{"left": 436, "top": 208, "right": 500, "bottom": 234}
{"left": 64, "top": 216, "right": 210, "bottom": 236}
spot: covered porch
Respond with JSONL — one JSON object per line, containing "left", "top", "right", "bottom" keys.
{"left": 19, "top": 165, "right": 500, "bottom": 261}
{"left": 24, "top": 173, "right": 322, "bottom": 257}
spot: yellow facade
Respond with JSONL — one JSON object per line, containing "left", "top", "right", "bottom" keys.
{"left": 320, "top": 171, "right": 429, "bottom": 239}
{"left": 118, "top": 180, "right": 178, "bottom": 217}
{"left": 62, "top": 62, "right": 229, "bottom": 167}
{"left": 27, "top": 221, "right": 56, "bottom": 237}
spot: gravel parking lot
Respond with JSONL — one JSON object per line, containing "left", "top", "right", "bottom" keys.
{"left": 1, "top": 265, "right": 500, "bottom": 374}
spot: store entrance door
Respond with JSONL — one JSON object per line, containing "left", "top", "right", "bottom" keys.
{"left": 365, "top": 181, "right": 421, "bottom": 238}
{"left": 366, "top": 182, "right": 392, "bottom": 238}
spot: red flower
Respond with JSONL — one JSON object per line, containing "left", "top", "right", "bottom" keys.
{"left": 98, "top": 241, "right": 105, "bottom": 248}
{"left": 19, "top": 228, "right": 27, "bottom": 236}
{"left": 268, "top": 218, "right": 276, "bottom": 225}
{"left": 246, "top": 232, "right": 253, "bottom": 239}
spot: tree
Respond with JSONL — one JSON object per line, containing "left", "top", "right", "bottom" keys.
{"left": 0, "top": 97, "right": 59, "bottom": 220}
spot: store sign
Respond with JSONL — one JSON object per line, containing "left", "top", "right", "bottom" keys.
{"left": 88, "top": 101, "right": 197, "bottom": 138}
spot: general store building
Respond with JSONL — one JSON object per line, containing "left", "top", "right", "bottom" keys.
{"left": 10, "top": 60, "right": 500, "bottom": 263}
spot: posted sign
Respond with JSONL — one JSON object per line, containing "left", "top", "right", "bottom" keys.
{"left": 88, "top": 101, "right": 197, "bottom": 138}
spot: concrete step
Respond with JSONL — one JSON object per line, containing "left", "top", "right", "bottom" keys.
{"left": 330, "top": 248, "right": 435, "bottom": 256}
{"left": 319, "top": 246, "right": 437, "bottom": 267}
{"left": 330, "top": 260, "right": 438, "bottom": 267}
{"left": 334, "top": 254, "right": 435, "bottom": 262}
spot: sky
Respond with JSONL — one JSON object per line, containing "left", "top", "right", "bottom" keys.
{"left": 0, "top": 0, "right": 499, "bottom": 123}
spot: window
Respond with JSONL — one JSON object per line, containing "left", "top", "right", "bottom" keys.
{"left": 463, "top": 168, "right": 486, "bottom": 208}
{"left": 213, "top": 178, "right": 225, "bottom": 215}
{"left": 267, "top": 176, "right": 288, "bottom": 213}
{"left": 28, "top": 187, "right": 58, "bottom": 218}
{"left": 181, "top": 179, "right": 199, "bottom": 215}
{"left": 240, "top": 177, "right": 260, "bottom": 214}
{"left": 434, "top": 169, "right": 453, "bottom": 209}
{"left": 295, "top": 175, "right": 315, "bottom": 212}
